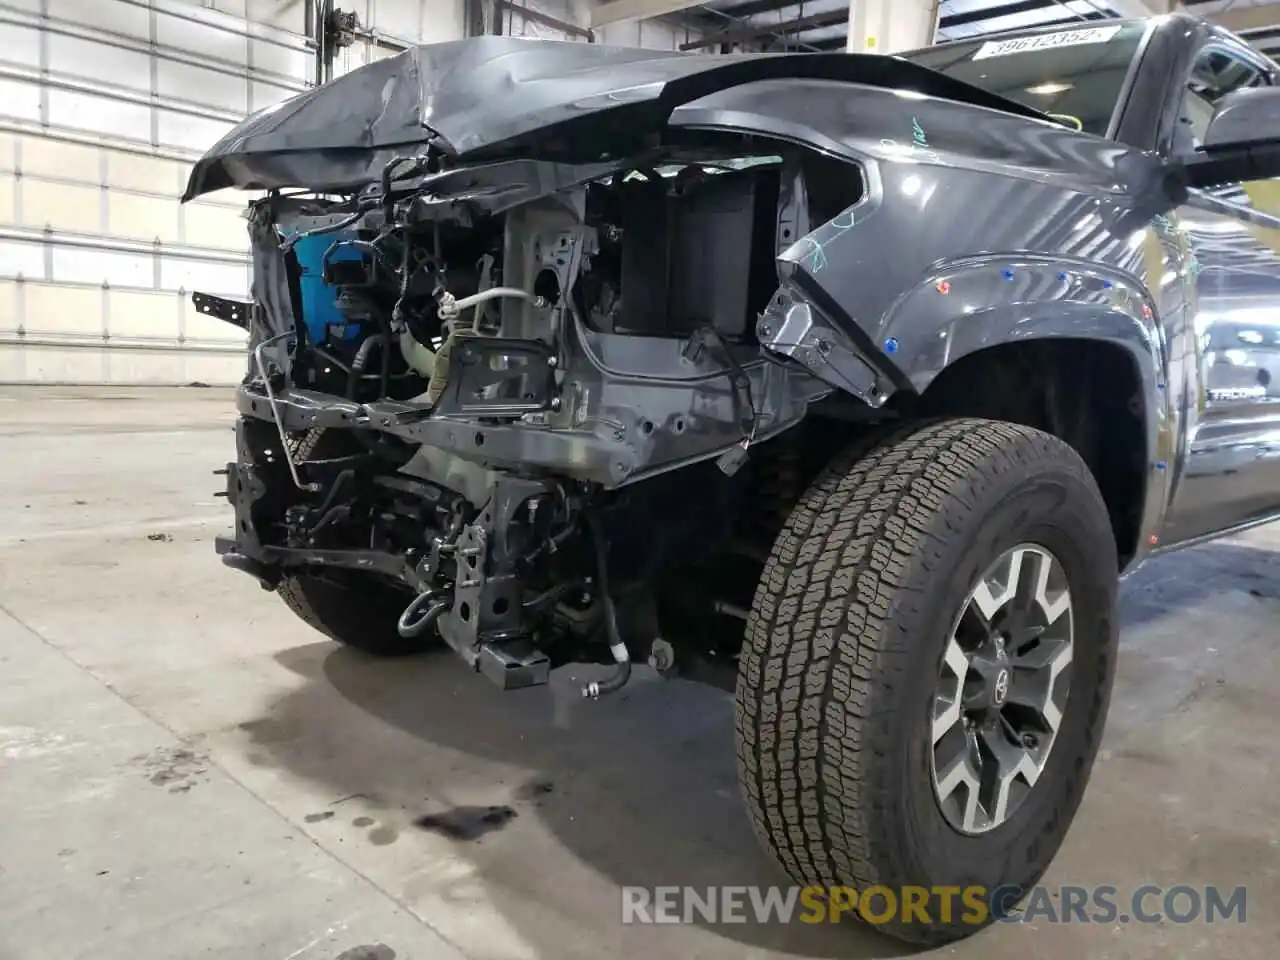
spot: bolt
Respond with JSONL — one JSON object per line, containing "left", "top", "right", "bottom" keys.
{"left": 758, "top": 322, "right": 773, "bottom": 339}
{"left": 550, "top": 397, "right": 562, "bottom": 412}
{"left": 1021, "top": 733, "right": 1038, "bottom": 749}
{"left": 547, "top": 356, "right": 558, "bottom": 369}
{"left": 649, "top": 638, "right": 675, "bottom": 674}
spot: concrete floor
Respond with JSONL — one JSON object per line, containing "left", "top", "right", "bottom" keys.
{"left": 1, "top": 385, "right": 1277, "bottom": 960}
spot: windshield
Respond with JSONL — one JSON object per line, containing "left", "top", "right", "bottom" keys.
{"left": 903, "top": 21, "right": 1151, "bottom": 137}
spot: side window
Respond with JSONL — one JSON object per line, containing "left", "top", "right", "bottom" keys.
{"left": 1173, "top": 46, "right": 1270, "bottom": 156}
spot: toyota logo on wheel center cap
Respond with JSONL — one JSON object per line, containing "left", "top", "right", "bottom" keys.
{"left": 993, "top": 668, "right": 1010, "bottom": 706}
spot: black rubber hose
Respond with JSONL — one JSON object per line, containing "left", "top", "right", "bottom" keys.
{"left": 518, "top": 516, "right": 579, "bottom": 574}
{"left": 380, "top": 156, "right": 423, "bottom": 221}
{"left": 306, "top": 504, "right": 349, "bottom": 540}
{"left": 347, "top": 334, "right": 386, "bottom": 399}
{"left": 312, "top": 469, "right": 353, "bottom": 520}
{"left": 305, "top": 468, "right": 354, "bottom": 539}
{"left": 582, "top": 511, "right": 631, "bottom": 699}
{"left": 522, "top": 579, "right": 585, "bottom": 614}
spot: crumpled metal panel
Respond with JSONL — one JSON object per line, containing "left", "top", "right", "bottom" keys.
{"left": 181, "top": 35, "right": 1048, "bottom": 201}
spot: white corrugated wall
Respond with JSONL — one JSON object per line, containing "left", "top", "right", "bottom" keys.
{"left": 0, "top": 0, "right": 465, "bottom": 385}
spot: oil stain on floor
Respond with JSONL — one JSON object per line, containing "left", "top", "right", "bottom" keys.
{"left": 414, "top": 805, "right": 517, "bottom": 841}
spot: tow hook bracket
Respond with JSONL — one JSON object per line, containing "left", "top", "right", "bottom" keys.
{"left": 476, "top": 638, "right": 551, "bottom": 690}
{"left": 215, "top": 536, "right": 280, "bottom": 590}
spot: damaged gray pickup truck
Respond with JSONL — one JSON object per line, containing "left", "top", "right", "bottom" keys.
{"left": 191, "top": 15, "right": 1280, "bottom": 943}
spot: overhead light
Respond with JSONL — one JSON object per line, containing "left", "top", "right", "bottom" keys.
{"left": 1025, "top": 81, "right": 1073, "bottom": 96}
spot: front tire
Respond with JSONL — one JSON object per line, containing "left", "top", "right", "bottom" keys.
{"left": 735, "top": 418, "right": 1118, "bottom": 944}
{"left": 278, "top": 573, "right": 428, "bottom": 657}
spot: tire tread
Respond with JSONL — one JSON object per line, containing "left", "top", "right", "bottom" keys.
{"left": 735, "top": 417, "right": 1108, "bottom": 942}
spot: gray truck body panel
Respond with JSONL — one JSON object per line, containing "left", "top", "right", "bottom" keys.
{"left": 198, "top": 18, "right": 1280, "bottom": 575}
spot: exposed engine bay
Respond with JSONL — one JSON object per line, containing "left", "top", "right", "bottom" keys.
{"left": 211, "top": 136, "right": 876, "bottom": 693}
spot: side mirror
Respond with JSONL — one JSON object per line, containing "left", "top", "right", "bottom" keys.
{"left": 1202, "top": 86, "right": 1280, "bottom": 152}
{"left": 1182, "top": 86, "right": 1280, "bottom": 187}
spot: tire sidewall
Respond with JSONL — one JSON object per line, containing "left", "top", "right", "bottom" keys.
{"left": 284, "top": 573, "right": 428, "bottom": 657}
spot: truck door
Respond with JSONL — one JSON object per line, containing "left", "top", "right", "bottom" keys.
{"left": 1160, "top": 40, "right": 1280, "bottom": 546}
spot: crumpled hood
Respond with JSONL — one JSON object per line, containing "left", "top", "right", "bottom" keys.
{"left": 182, "top": 36, "right": 1048, "bottom": 201}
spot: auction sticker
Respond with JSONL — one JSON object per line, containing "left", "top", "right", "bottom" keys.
{"left": 971, "top": 25, "right": 1122, "bottom": 60}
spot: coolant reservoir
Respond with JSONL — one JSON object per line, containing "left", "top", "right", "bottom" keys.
{"left": 288, "top": 230, "right": 363, "bottom": 344}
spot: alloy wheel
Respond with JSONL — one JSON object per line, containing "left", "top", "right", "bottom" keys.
{"left": 930, "top": 544, "right": 1075, "bottom": 835}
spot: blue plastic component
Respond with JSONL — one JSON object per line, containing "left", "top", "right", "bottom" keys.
{"left": 290, "top": 230, "right": 364, "bottom": 343}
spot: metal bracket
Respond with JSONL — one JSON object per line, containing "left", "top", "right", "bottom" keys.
{"left": 431, "top": 337, "right": 556, "bottom": 417}
{"left": 191, "top": 291, "right": 252, "bottom": 331}
{"left": 758, "top": 297, "right": 885, "bottom": 407}
{"left": 477, "top": 638, "right": 551, "bottom": 690}
{"left": 436, "top": 476, "right": 552, "bottom": 685}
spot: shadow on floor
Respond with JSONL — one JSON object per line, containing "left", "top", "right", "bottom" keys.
{"left": 1118, "top": 540, "right": 1280, "bottom": 627}
{"left": 237, "top": 538, "right": 1279, "bottom": 959}
{"left": 242, "top": 638, "right": 919, "bottom": 959}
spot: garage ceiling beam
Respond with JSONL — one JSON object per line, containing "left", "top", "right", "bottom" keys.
{"left": 679, "top": 9, "right": 847, "bottom": 50}
{"left": 591, "top": 0, "right": 1169, "bottom": 34}
{"left": 1195, "top": 4, "right": 1280, "bottom": 35}
{"left": 712, "top": 0, "right": 803, "bottom": 17}
{"left": 590, "top": 0, "right": 710, "bottom": 28}
{"left": 498, "top": 0, "right": 594, "bottom": 38}
{"left": 595, "top": 0, "right": 1167, "bottom": 34}
{"left": 1112, "top": 0, "right": 1167, "bottom": 16}
{"left": 942, "top": 0, "right": 1071, "bottom": 29}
